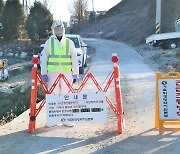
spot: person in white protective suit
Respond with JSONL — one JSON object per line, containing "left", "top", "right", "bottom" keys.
{"left": 40, "top": 21, "right": 79, "bottom": 94}
{"left": 40, "top": 21, "right": 79, "bottom": 127}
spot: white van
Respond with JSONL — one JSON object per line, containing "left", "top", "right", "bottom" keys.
{"left": 66, "top": 34, "right": 87, "bottom": 74}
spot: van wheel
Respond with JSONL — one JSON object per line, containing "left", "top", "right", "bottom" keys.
{"left": 168, "top": 41, "right": 177, "bottom": 49}
{"left": 79, "top": 62, "right": 84, "bottom": 74}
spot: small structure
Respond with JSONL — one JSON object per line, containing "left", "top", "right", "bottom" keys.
{"left": 84, "top": 11, "right": 107, "bottom": 20}
{"left": 70, "top": 16, "right": 79, "bottom": 27}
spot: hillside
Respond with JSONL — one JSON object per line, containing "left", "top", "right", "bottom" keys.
{"left": 72, "top": 0, "right": 180, "bottom": 46}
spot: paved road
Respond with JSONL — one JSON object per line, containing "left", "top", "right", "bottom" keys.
{"left": 0, "top": 39, "right": 179, "bottom": 154}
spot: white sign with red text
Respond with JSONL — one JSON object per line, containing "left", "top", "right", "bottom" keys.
{"left": 46, "top": 92, "right": 107, "bottom": 125}
{"left": 158, "top": 79, "right": 180, "bottom": 119}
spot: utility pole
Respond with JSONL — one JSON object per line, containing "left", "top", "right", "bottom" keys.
{"left": 156, "top": 0, "right": 161, "bottom": 34}
{"left": 22, "top": 0, "right": 25, "bottom": 14}
{"left": 92, "top": 0, "right": 94, "bottom": 12}
{"left": 22, "top": 0, "right": 29, "bottom": 16}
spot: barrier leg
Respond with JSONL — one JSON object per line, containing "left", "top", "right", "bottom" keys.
{"left": 114, "top": 64, "right": 123, "bottom": 134}
{"left": 159, "top": 120, "right": 165, "bottom": 135}
{"left": 155, "top": 72, "right": 162, "bottom": 128}
{"left": 28, "top": 67, "right": 38, "bottom": 133}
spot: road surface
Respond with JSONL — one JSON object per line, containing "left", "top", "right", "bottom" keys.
{"left": 0, "top": 39, "right": 179, "bottom": 154}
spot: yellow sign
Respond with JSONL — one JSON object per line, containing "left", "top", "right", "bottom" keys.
{"left": 155, "top": 72, "right": 180, "bottom": 134}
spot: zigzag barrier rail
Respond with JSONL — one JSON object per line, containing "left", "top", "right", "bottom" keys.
{"left": 28, "top": 54, "right": 124, "bottom": 134}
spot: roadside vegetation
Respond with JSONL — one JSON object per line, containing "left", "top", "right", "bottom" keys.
{"left": 0, "top": 0, "right": 53, "bottom": 125}
{"left": 0, "top": 1, "right": 52, "bottom": 41}
{"left": 26, "top": 2, "right": 53, "bottom": 40}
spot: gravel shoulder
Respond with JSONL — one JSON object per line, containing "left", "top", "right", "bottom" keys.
{"left": 134, "top": 45, "right": 180, "bottom": 73}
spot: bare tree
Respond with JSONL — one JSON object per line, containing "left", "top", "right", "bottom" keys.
{"left": 68, "top": 0, "right": 88, "bottom": 23}
{"left": 41, "top": 0, "right": 50, "bottom": 8}
{"left": 33, "top": 0, "right": 51, "bottom": 9}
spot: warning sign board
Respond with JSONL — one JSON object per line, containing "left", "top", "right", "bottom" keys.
{"left": 46, "top": 92, "right": 107, "bottom": 125}
{"left": 158, "top": 79, "right": 180, "bottom": 119}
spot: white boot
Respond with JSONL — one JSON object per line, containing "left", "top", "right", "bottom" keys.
{"left": 45, "top": 123, "right": 57, "bottom": 128}
{"left": 63, "top": 123, "right": 74, "bottom": 127}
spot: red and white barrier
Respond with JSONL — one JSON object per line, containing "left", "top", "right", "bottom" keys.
{"left": 28, "top": 54, "right": 124, "bottom": 134}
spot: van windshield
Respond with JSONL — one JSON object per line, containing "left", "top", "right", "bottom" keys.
{"left": 67, "top": 37, "right": 80, "bottom": 48}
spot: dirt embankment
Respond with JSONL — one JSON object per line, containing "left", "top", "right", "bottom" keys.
{"left": 135, "top": 45, "right": 180, "bottom": 73}
{"left": 71, "top": 0, "right": 180, "bottom": 46}
{"left": 71, "top": 0, "right": 180, "bottom": 73}
{"left": 0, "top": 39, "right": 45, "bottom": 57}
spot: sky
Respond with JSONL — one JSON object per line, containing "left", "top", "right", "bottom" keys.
{"left": 29, "top": 0, "right": 122, "bottom": 22}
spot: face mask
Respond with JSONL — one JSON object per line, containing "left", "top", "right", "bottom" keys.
{"left": 54, "top": 27, "right": 64, "bottom": 36}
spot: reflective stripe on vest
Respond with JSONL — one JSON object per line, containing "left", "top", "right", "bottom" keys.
{"left": 47, "top": 37, "right": 72, "bottom": 72}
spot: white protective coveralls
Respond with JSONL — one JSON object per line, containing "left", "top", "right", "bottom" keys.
{"left": 40, "top": 35, "right": 79, "bottom": 94}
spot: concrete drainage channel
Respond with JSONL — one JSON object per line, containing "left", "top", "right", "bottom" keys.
{"left": 8, "top": 61, "right": 32, "bottom": 77}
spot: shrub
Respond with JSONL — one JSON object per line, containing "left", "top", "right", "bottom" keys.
{"left": 26, "top": 2, "right": 53, "bottom": 40}
{"left": 0, "top": 0, "right": 4, "bottom": 37}
{"left": 0, "top": 0, "right": 4, "bottom": 22}
{"left": 1, "top": 0, "right": 25, "bottom": 40}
